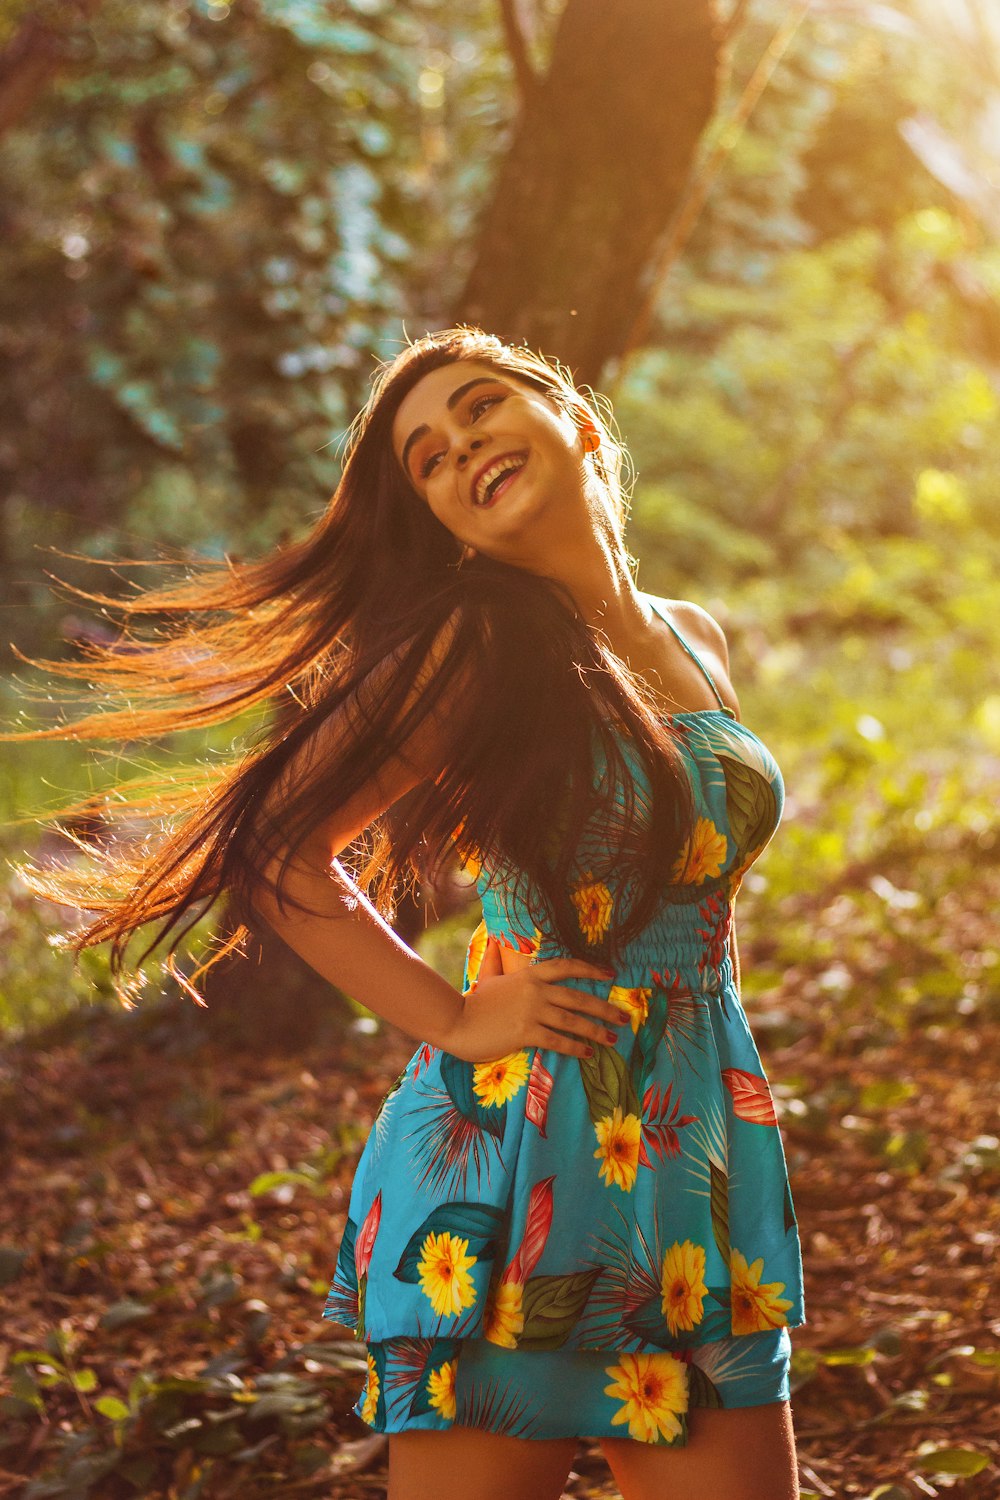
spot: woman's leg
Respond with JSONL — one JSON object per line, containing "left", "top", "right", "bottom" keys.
{"left": 388, "top": 1428, "right": 578, "bottom": 1500}
{"left": 600, "top": 1399, "right": 799, "bottom": 1500}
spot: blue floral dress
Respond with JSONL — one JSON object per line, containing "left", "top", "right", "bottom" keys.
{"left": 323, "top": 594, "right": 806, "bottom": 1443}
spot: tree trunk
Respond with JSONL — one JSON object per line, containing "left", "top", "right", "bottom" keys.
{"left": 205, "top": 0, "right": 723, "bottom": 1042}
{"left": 455, "top": 0, "right": 722, "bottom": 386}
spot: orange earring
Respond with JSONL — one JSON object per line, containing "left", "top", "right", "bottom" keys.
{"left": 582, "top": 428, "right": 600, "bottom": 452}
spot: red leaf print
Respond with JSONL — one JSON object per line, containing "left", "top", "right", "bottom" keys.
{"left": 525, "top": 1053, "right": 553, "bottom": 1137}
{"left": 500, "top": 930, "right": 540, "bottom": 956}
{"left": 721, "top": 1068, "right": 778, "bottom": 1126}
{"left": 413, "top": 1043, "right": 437, "bottom": 1080}
{"left": 355, "top": 1190, "right": 382, "bottom": 1278}
{"left": 640, "top": 1082, "right": 698, "bottom": 1164}
{"left": 504, "top": 1175, "right": 555, "bottom": 1283}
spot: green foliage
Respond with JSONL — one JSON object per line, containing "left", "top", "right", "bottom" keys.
{"left": 0, "top": 0, "right": 512, "bottom": 642}
{"left": 8, "top": 1338, "right": 369, "bottom": 1499}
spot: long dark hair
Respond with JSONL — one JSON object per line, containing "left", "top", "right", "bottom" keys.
{"left": 9, "top": 326, "right": 697, "bottom": 1004}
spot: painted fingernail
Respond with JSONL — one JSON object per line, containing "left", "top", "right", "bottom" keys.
{"left": 605, "top": 1030, "right": 617, "bottom": 1044}
{"left": 584, "top": 1046, "right": 594, "bottom": 1057}
{"left": 615, "top": 1011, "right": 629, "bottom": 1024}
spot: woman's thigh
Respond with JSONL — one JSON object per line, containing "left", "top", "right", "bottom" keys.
{"left": 387, "top": 1427, "right": 578, "bottom": 1500}
{"left": 601, "top": 1398, "right": 799, "bottom": 1500}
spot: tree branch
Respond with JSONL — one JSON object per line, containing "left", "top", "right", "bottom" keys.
{"left": 498, "top": 0, "right": 540, "bottom": 103}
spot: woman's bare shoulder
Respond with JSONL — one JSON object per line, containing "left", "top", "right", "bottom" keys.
{"left": 645, "top": 592, "right": 731, "bottom": 669}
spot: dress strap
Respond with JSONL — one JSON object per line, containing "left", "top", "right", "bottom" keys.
{"left": 645, "top": 595, "right": 728, "bottom": 710}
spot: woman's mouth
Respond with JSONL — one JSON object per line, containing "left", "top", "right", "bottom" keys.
{"left": 472, "top": 451, "right": 528, "bottom": 507}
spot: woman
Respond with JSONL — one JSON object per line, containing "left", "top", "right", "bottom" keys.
{"left": 19, "top": 327, "right": 804, "bottom": 1499}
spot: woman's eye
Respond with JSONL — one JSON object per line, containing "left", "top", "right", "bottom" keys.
{"left": 419, "top": 394, "right": 504, "bottom": 478}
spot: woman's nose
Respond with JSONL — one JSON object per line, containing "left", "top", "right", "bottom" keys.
{"left": 456, "top": 435, "right": 485, "bottom": 467}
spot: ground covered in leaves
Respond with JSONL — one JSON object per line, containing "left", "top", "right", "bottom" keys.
{"left": 1, "top": 875, "right": 997, "bottom": 1499}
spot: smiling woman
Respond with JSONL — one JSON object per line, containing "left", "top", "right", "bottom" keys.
{"left": 9, "top": 326, "right": 803, "bottom": 1500}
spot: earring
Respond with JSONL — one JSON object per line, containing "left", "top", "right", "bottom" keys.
{"left": 582, "top": 428, "right": 600, "bottom": 452}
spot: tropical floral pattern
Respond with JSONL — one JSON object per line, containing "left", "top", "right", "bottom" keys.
{"left": 604, "top": 1351, "right": 689, "bottom": 1444}
{"left": 323, "top": 595, "right": 806, "bottom": 1440}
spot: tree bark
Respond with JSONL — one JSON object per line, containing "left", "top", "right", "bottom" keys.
{"left": 0, "top": 2, "right": 100, "bottom": 138}
{"left": 455, "top": 0, "right": 722, "bottom": 386}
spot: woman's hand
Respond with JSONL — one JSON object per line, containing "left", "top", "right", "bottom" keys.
{"left": 441, "top": 936, "right": 628, "bottom": 1063}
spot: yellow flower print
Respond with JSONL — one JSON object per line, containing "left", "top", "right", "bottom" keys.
{"left": 609, "top": 984, "right": 651, "bottom": 1034}
{"left": 593, "top": 1107, "right": 642, "bottom": 1191}
{"left": 671, "top": 817, "right": 727, "bottom": 884}
{"left": 417, "top": 1231, "right": 478, "bottom": 1318}
{"left": 660, "top": 1240, "right": 708, "bottom": 1336}
{"left": 604, "top": 1351, "right": 689, "bottom": 1444}
{"left": 483, "top": 1279, "right": 524, "bottom": 1348}
{"left": 473, "top": 1050, "right": 531, "bottom": 1108}
{"left": 426, "top": 1358, "right": 458, "bottom": 1420}
{"left": 729, "top": 1248, "right": 793, "bottom": 1334}
{"left": 360, "top": 1351, "right": 379, "bottom": 1425}
{"left": 572, "top": 874, "right": 614, "bottom": 944}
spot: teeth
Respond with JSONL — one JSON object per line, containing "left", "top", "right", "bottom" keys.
{"left": 474, "top": 454, "right": 525, "bottom": 505}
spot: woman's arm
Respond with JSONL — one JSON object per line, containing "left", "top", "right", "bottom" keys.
{"left": 249, "top": 634, "right": 623, "bottom": 1063}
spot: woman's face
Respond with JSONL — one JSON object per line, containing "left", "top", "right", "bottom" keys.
{"left": 390, "top": 359, "right": 596, "bottom": 565}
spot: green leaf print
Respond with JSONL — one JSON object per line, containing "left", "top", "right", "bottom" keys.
{"left": 518, "top": 1268, "right": 603, "bottom": 1351}
{"left": 408, "top": 1338, "right": 460, "bottom": 1418}
{"left": 393, "top": 1202, "right": 506, "bottom": 1283}
{"left": 440, "top": 1052, "right": 506, "bottom": 1141}
{"left": 375, "top": 1068, "right": 407, "bottom": 1125}
{"left": 623, "top": 1293, "right": 675, "bottom": 1348}
{"left": 629, "top": 990, "right": 668, "bottom": 1094}
{"left": 697, "top": 1303, "right": 734, "bottom": 1342}
{"left": 710, "top": 1160, "right": 730, "bottom": 1264}
{"left": 338, "top": 1215, "right": 357, "bottom": 1276}
{"left": 579, "top": 1044, "right": 640, "bottom": 1127}
{"left": 688, "top": 1364, "right": 724, "bottom": 1409}
{"left": 719, "top": 756, "right": 778, "bottom": 863}
{"left": 357, "top": 1270, "right": 367, "bottom": 1337}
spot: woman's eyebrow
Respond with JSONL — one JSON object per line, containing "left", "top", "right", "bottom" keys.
{"left": 399, "top": 378, "right": 502, "bottom": 480}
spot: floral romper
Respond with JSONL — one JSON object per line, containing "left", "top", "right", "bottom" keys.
{"left": 323, "top": 594, "right": 806, "bottom": 1445}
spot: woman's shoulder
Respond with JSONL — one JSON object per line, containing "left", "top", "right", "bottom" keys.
{"left": 641, "top": 591, "right": 731, "bottom": 670}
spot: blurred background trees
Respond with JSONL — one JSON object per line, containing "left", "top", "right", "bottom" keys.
{"left": 1, "top": 0, "right": 998, "bottom": 1044}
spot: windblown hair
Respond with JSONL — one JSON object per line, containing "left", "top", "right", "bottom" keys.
{"left": 9, "top": 326, "right": 697, "bottom": 1004}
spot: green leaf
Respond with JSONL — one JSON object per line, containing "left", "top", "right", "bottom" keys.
{"left": 915, "top": 1447, "right": 990, "bottom": 1477}
{"left": 822, "top": 1345, "right": 878, "bottom": 1366}
{"left": 95, "top": 1396, "right": 131, "bottom": 1421}
{"left": 710, "top": 1161, "right": 729, "bottom": 1263}
{"left": 439, "top": 1051, "right": 505, "bottom": 1140}
{"left": 70, "top": 1368, "right": 98, "bottom": 1392}
{"left": 687, "top": 1363, "right": 724, "bottom": 1408}
{"left": 100, "top": 1298, "right": 154, "bottom": 1330}
{"left": 579, "top": 1043, "right": 640, "bottom": 1126}
{"left": 393, "top": 1203, "right": 505, "bottom": 1283}
{"left": 858, "top": 1079, "right": 916, "bottom": 1110}
{"left": 720, "top": 754, "right": 779, "bottom": 856}
{"left": 407, "top": 1338, "right": 460, "bottom": 1417}
{"left": 519, "top": 1269, "right": 602, "bottom": 1351}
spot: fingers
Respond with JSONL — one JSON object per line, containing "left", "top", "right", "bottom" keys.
{"left": 534, "top": 957, "right": 615, "bottom": 984}
{"left": 544, "top": 986, "right": 629, "bottom": 1028}
{"left": 541, "top": 997, "right": 623, "bottom": 1049}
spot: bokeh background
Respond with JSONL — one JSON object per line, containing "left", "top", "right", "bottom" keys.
{"left": 1, "top": 2, "right": 998, "bottom": 1497}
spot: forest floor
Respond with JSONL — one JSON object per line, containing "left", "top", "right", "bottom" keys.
{"left": 1, "top": 893, "right": 998, "bottom": 1499}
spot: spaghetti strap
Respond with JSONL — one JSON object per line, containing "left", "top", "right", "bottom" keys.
{"left": 645, "top": 595, "right": 728, "bottom": 710}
